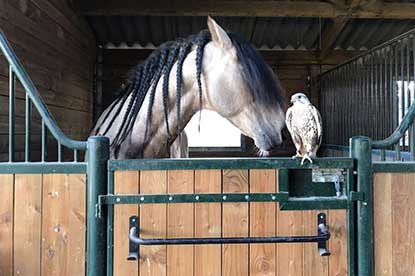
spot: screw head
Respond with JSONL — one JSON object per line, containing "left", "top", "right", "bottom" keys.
{"left": 169, "top": 196, "right": 173, "bottom": 201}
{"left": 245, "top": 195, "right": 249, "bottom": 200}
{"left": 272, "top": 195, "right": 276, "bottom": 200}
{"left": 140, "top": 196, "right": 144, "bottom": 201}
{"left": 222, "top": 195, "right": 227, "bottom": 200}
{"left": 116, "top": 197, "right": 120, "bottom": 202}
{"left": 195, "top": 195, "right": 200, "bottom": 200}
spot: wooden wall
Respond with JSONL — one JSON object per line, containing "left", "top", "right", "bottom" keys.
{"left": 0, "top": 174, "right": 86, "bottom": 276}
{"left": 113, "top": 169, "right": 348, "bottom": 276}
{"left": 0, "top": 0, "right": 96, "bottom": 161}
{"left": 374, "top": 173, "right": 415, "bottom": 276}
{"left": 101, "top": 49, "right": 360, "bottom": 111}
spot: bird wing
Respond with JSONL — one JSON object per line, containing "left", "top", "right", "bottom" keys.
{"left": 286, "top": 107, "right": 302, "bottom": 151}
{"left": 310, "top": 105, "right": 323, "bottom": 146}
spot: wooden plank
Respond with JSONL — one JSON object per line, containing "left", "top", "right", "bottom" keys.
{"left": 222, "top": 169, "right": 249, "bottom": 276}
{"left": 114, "top": 171, "right": 139, "bottom": 276}
{"left": 41, "top": 174, "right": 86, "bottom": 276}
{"left": 303, "top": 210, "right": 329, "bottom": 276}
{"left": 374, "top": 173, "right": 393, "bottom": 276}
{"left": 277, "top": 210, "right": 304, "bottom": 276}
{"left": 392, "top": 173, "right": 415, "bottom": 276}
{"left": 0, "top": 174, "right": 13, "bottom": 276}
{"left": 82, "top": 0, "right": 415, "bottom": 19}
{"left": 194, "top": 170, "right": 222, "bottom": 276}
{"left": 167, "top": 170, "right": 194, "bottom": 276}
{"left": 328, "top": 210, "right": 348, "bottom": 276}
{"left": 249, "top": 169, "right": 276, "bottom": 275}
{"left": 139, "top": 170, "right": 167, "bottom": 276}
{"left": 14, "top": 174, "right": 42, "bottom": 276}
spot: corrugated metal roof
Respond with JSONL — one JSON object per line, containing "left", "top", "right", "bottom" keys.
{"left": 86, "top": 16, "right": 415, "bottom": 50}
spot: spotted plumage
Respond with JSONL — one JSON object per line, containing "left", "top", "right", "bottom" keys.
{"left": 286, "top": 93, "right": 322, "bottom": 165}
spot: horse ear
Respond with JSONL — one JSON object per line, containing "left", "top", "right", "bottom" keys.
{"left": 207, "top": 16, "right": 232, "bottom": 49}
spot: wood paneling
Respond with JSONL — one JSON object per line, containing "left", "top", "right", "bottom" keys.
{"left": 0, "top": 174, "right": 13, "bottom": 276}
{"left": 374, "top": 173, "right": 415, "bottom": 276}
{"left": 0, "top": 0, "right": 95, "bottom": 161}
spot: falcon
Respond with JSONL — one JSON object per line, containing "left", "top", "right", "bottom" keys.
{"left": 286, "top": 93, "right": 322, "bottom": 165}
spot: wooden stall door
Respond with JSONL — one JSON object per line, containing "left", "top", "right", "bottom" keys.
{"left": 113, "top": 169, "right": 348, "bottom": 276}
{"left": 0, "top": 174, "right": 86, "bottom": 276}
{"left": 374, "top": 173, "right": 415, "bottom": 276}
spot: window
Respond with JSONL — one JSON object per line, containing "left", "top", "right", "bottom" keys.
{"left": 184, "top": 110, "right": 241, "bottom": 148}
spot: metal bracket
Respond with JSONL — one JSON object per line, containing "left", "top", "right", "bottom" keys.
{"left": 350, "top": 191, "right": 365, "bottom": 201}
{"left": 127, "top": 216, "right": 139, "bottom": 261}
{"left": 127, "top": 213, "right": 330, "bottom": 260}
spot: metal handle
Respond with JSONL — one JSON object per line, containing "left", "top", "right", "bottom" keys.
{"left": 127, "top": 213, "right": 330, "bottom": 260}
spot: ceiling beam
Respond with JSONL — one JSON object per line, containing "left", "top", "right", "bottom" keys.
{"left": 319, "top": 0, "right": 365, "bottom": 58}
{"left": 81, "top": 1, "right": 415, "bottom": 19}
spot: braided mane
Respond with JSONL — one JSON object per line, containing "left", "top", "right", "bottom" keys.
{"left": 95, "top": 28, "right": 285, "bottom": 157}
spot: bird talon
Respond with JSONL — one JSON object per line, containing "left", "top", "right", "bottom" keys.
{"left": 300, "top": 154, "right": 313, "bottom": 165}
{"left": 292, "top": 153, "right": 302, "bottom": 159}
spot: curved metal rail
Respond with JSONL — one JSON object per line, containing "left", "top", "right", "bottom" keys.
{"left": 0, "top": 31, "right": 87, "bottom": 162}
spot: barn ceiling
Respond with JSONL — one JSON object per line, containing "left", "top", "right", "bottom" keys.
{"left": 86, "top": 16, "right": 415, "bottom": 51}
{"left": 81, "top": 1, "right": 415, "bottom": 52}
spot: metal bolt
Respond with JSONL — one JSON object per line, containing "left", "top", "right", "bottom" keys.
{"left": 272, "top": 195, "right": 276, "bottom": 200}
{"left": 140, "top": 196, "right": 144, "bottom": 201}
{"left": 169, "top": 196, "right": 173, "bottom": 201}
{"left": 223, "top": 195, "right": 227, "bottom": 200}
{"left": 195, "top": 195, "right": 200, "bottom": 200}
{"left": 245, "top": 195, "right": 249, "bottom": 200}
{"left": 116, "top": 197, "right": 120, "bottom": 202}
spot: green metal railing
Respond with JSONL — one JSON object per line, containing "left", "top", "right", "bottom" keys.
{"left": 0, "top": 31, "right": 86, "bottom": 163}
{"left": 320, "top": 28, "right": 415, "bottom": 161}
{"left": 0, "top": 30, "right": 110, "bottom": 276}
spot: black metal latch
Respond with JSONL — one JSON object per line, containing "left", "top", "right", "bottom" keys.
{"left": 127, "top": 213, "right": 330, "bottom": 260}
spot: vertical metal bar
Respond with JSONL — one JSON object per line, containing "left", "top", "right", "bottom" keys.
{"left": 401, "top": 41, "right": 405, "bottom": 150}
{"left": 41, "top": 120, "right": 47, "bottom": 162}
{"left": 370, "top": 54, "right": 375, "bottom": 139}
{"left": 107, "top": 170, "right": 114, "bottom": 276}
{"left": 87, "top": 136, "right": 109, "bottom": 276}
{"left": 58, "top": 142, "right": 62, "bottom": 162}
{"left": 394, "top": 44, "right": 401, "bottom": 160}
{"left": 380, "top": 149, "right": 386, "bottom": 161}
{"left": 9, "top": 66, "right": 15, "bottom": 162}
{"left": 412, "top": 36, "right": 415, "bottom": 160}
{"left": 25, "top": 93, "right": 31, "bottom": 162}
{"left": 406, "top": 39, "right": 411, "bottom": 152}
{"left": 74, "top": 149, "right": 78, "bottom": 162}
{"left": 350, "top": 136, "right": 374, "bottom": 276}
{"left": 347, "top": 167, "right": 356, "bottom": 276}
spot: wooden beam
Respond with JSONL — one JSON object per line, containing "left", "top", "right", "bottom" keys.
{"left": 319, "top": 0, "right": 365, "bottom": 57}
{"left": 81, "top": 1, "right": 415, "bottom": 19}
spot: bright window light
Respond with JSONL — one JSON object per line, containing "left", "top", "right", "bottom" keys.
{"left": 184, "top": 110, "right": 241, "bottom": 147}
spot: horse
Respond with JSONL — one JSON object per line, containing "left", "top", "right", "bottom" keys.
{"left": 91, "top": 17, "right": 287, "bottom": 159}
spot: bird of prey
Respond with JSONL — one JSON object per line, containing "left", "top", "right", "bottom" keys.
{"left": 286, "top": 93, "right": 322, "bottom": 165}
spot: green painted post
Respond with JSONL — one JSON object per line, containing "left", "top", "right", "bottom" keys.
{"left": 350, "top": 136, "right": 374, "bottom": 276}
{"left": 86, "top": 136, "right": 110, "bottom": 276}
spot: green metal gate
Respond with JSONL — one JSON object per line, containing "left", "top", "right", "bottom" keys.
{"left": 2, "top": 28, "right": 415, "bottom": 276}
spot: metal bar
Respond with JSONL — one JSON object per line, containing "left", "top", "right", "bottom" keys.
{"left": 9, "top": 66, "right": 15, "bottom": 162}
{"left": 406, "top": 38, "right": 411, "bottom": 152}
{"left": 58, "top": 142, "right": 62, "bottom": 162}
{"left": 0, "top": 162, "right": 87, "bottom": 174}
{"left": 25, "top": 93, "right": 31, "bottom": 162}
{"left": 86, "top": 136, "right": 110, "bottom": 276}
{"left": 74, "top": 150, "right": 78, "bottom": 162}
{"left": 107, "top": 171, "right": 114, "bottom": 276}
{"left": 0, "top": 31, "right": 87, "bottom": 151}
{"left": 347, "top": 167, "right": 357, "bottom": 276}
{"left": 412, "top": 35, "right": 415, "bottom": 160}
{"left": 351, "top": 136, "right": 374, "bottom": 276}
{"left": 129, "top": 213, "right": 330, "bottom": 246}
{"left": 401, "top": 41, "right": 405, "bottom": 149}
{"left": 100, "top": 192, "right": 290, "bottom": 205}
{"left": 41, "top": 120, "right": 47, "bottom": 162}
{"left": 372, "top": 161, "right": 415, "bottom": 172}
{"left": 127, "top": 216, "right": 139, "bottom": 261}
{"left": 108, "top": 157, "right": 355, "bottom": 171}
